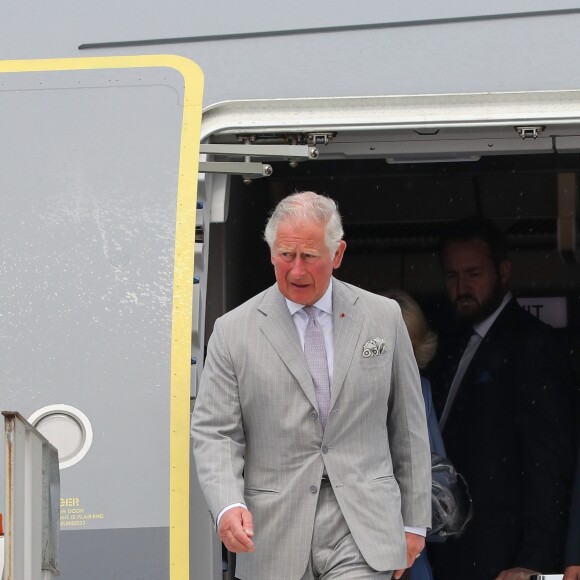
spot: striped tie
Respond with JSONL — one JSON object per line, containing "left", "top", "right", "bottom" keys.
{"left": 303, "top": 306, "right": 331, "bottom": 429}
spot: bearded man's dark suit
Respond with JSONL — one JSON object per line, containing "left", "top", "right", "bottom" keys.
{"left": 565, "top": 439, "right": 580, "bottom": 569}
{"left": 428, "top": 297, "right": 575, "bottom": 580}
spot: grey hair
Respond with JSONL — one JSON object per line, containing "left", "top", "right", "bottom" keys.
{"left": 263, "top": 191, "right": 344, "bottom": 253}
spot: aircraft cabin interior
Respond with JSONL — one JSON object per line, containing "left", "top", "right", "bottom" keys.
{"left": 205, "top": 152, "right": 580, "bottom": 383}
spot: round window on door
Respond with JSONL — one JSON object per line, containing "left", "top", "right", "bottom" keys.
{"left": 28, "top": 405, "right": 93, "bottom": 469}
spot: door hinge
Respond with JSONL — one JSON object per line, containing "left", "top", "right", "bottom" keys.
{"left": 199, "top": 143, "right": 318, "bottom": 183}
{"left": 515, "top": 126, "right": 545, "bottom": 140}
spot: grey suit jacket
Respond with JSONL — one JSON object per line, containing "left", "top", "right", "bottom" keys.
{"left": 191, "top": 279, "right": 431, "bottom": 580}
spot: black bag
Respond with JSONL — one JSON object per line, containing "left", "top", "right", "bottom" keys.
{"left": 428, "top": 453, "right": 473, "bottom": 540}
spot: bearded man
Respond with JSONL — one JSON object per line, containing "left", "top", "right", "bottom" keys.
{"left": 428, "top": 217, "right": 575, "bottom": 580}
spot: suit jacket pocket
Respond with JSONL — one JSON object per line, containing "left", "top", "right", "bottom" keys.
{"left": 370, "top": 474, "right": 395, "bottom": 484}
{"left": 244, "top": 486, "right": 280, "bottom": 496}
{"left": 359, "top": 351, "right": 391, "bottom": 369}
{"left": 473, "top": 370, "right": 493, "bottom": 385}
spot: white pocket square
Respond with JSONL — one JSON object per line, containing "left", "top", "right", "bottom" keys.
{"left": 362, "top": 338, "right": 388, "bottom": 358}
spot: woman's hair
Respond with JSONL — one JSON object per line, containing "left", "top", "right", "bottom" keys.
{"left": 263, "top": 191, "right": 344, "bottom": 253}
{"left": 384, "top": 289, "right": 437, "bottom": 369}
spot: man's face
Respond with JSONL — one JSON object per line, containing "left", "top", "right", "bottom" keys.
{"left": 442, "top": 238, "right": 510, "bottom": 325}
{"left": 271, "top": 218, "right": 346, "bottom": 305}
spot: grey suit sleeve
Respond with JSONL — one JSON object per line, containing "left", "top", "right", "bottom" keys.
{"left": 388, "top": 310, "right": 432, "bottom": 529}
{"left": 191, "top": 318, "right": 246, "bottom": 522}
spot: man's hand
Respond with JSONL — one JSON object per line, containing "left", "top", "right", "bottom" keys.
{"left": 393, "top": 532, "right": 425, "bottom": 579}
{"left": 564, "top": 565, "right": 580, "bottom": 580}
{"left": 495, "top": 567, "right": 538, "bottom": 580}
{"left": 218, "top": 507, "right": 255, "bottom": 553}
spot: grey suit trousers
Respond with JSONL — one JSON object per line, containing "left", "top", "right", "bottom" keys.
{"left": 300, "top": 479, "right": 394, "bottom": 580}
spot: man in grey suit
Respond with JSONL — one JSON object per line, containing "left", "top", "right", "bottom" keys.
{"left": 191, "top": 191, "right": 431, "bottom": 580}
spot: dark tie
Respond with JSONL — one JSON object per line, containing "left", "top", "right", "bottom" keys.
{"left": 303, "top": 306, "right": 331, "bottom": 429}
{"left": 439, "top": 331, "right": 482, "bottom": 430}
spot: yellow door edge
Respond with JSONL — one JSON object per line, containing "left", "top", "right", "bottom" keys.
{"left": 0, "top": 55, "right": 204, "bottom": 580}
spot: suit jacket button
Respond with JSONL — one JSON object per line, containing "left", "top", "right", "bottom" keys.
{"left": 310, "top": 485, "right": 318, "bottom": 493}
{"left": 310, "top": 411, "right": 318, "bottom": 420}
{"left": 321, "top": 445, "right": 328, "bottom": 454}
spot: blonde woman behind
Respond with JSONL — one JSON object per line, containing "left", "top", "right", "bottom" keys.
{"left": 385, "top": 290, "right": 445, "bottom": 580}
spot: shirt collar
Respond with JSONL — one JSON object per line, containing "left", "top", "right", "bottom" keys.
{"left": 285, "top": 279, "right": 334, "bottom": 316}
{"left": 473, "top": 291, "right": 512, "bottom": 338}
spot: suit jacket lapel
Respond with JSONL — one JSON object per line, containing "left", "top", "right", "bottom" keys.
{"left": 331, "top": 279, "right": 364, "bottom": 410}
{"left": 258, "top": 284, "right": 319, "bottom": 410}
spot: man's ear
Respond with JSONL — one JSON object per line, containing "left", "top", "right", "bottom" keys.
{"left": 333, "top": 240, "right": 347, "bottom": 269}
{"left": 499, "top": 259, "right": 511, "bottom": 287}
